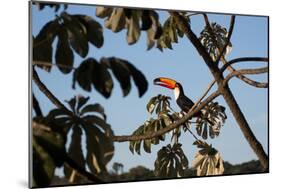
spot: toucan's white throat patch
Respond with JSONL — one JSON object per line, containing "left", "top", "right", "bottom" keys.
{"left": 174, "top": 87, "right": 180, "bottom": 100}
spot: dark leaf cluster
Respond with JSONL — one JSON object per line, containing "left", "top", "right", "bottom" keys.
{"left": 192, "top": 140, "right": 224, "bottom": 176}
{"left": 154, "top": 143, "right": 188, "bottom": 178}
{"left": 196, "top": 102, "right": 227, "bottom": 139}
{"left": 33, "top": 96, "right": 114, "bottom": 185}
{"left": 72, "top": 57, "right": 148, "bottom": 98}
{"left": 32, "top": 118, "right": 67, "bottom": 187}
{"left": 199, "top": 22, "right": 232, "bottom": 61}
{"left": 33, "top": 12, "right": 103, "bottom": 73}
{"left": 96, "top": 7, "right": 188, "bottom": 51}
{"left": 34, "top": 2, "right": 68, "bottom": 12}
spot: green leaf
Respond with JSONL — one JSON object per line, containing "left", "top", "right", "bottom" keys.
{"left": 192, "top": 147, "right": 224, "bottom": 176}
{"left": 143, "top": 139, "right": 151, "bottom": 153}
{"left": 126, "top": 11, "right": 140, "bottom": 45}
{"left": 33, "top": 137, "right": 56, "bottom": 187}
{"left": 83, "top": 115, "right": 113, "bottom": 136}
{"left": 55, "top": 29, "right": 74, "bottom": 74}
{"left": 75, "top": 15, "right": 104, "bottom": 48}
{"left": 92, "top": 61, "right": 114, "bottom": 98}
{"left": 104, "top": 8, "right": 126, "bottom": 32}
{"left": 83, "top": 124, "right": 113, "bottom": 174}
{"left": 124, "top": 60, "right": 148, "bottom": 97}
{"left": 61, "top": 12, "right": 89, "bottom": 58}
{"left": 146, "top": 96, "right": 158, "bottom": 114}
{"left": 66, "top": 96, "right": 76, "bottom": 113}
{"left": 95, "top": 7, "right": 113, "bottom": 18}
{"left": 101, "top": 57, "right": 131, "bottom": 97}
{"left": 199, "top": 22, "right": 232, "bottom": 61}
{"left": 76, "top": 96, "right": 90, "bottom": 113}
{"left": 64, "top": 126, "right": 85, "bottom": 179}
{"left": 80, "top": 104, "right": 106, "bottom": 119}
{"left": 154, "top": 143, "right": 188, "bottom": 178}
{"left": 73, "top": 58, "right": 113, "bottom": 97}
{"left": 141, "top": 10, "right": 152, "bottom": 30}
{"left": 73, "top": 58, "right": 94, "bottom": 91}
{"left": 33, "top": 19, "right": 59, "bottom": 71}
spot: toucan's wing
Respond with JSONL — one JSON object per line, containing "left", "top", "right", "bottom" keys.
{"left": 176, "top": 95, "right": 194, "bottom": 112}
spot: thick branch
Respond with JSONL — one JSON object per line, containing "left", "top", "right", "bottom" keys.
{"left": 33, "top": 93, "right": 43, "bottom": 117}
{"left": 112, "top": 90, "right": 221, "bottom": 142}
{"left": 171, "top": 11, "right": 268, "bottom": 170}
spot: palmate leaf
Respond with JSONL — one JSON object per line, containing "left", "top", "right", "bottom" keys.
{"left": 96, "top": 7, "right": 162, "bottom": 48}
{"left": 74, "top": 15, "right": 104, "bottom": 48}
{"left": 63, "top": 126, "right": 85, "bottom": 182}
{"left": 34, "top": 2, "right": 67, "bottom": 12}
{"left": 34, "top": 12, "right": 105, "bottom": 74}
{"left": 55, "top": 29, "right": 74, "bottom": 74}
{"left": 146, "top": 95, "right": 172, "bottom": 115}
{"left": 196, "top": 101, "right": 227, "bottom": 139}
{"left": 73, "top": 57, "right": 148, "bottom": 98}
{"left": 32, "top": 119, "right": 67, "bottom": 187}
{"left": 192, "top": 140, "right": 224, "bottom": 176}
{"left": 33, "top": 19, "right": 60, "bottom": 72}
{"left": 199, "top": 22, "right": 232, "bottom": 61}
{"left": 154, "top": 143, "right": 188, "bottom": 178}
{"left": 148, "top": 14, "right": 189, "bottom": 51}
{"left": 44, "top": 96, "right": 114, "bottom": 179}
{"left": 73, "top": 58, "right": 113, "bottom": 97}
{"left": 129, "top": 117, "right": 171, "bottom": 155}
{"left": 61, "top": 12, "right": 89, "bottom": 58}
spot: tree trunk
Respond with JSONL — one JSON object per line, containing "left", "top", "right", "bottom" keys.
{"left": 220, "top": 84, "right": 269, "bottom": 170}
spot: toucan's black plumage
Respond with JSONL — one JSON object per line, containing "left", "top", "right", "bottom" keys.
{"left": 154, "top": 77, "right": 210, "bottom": 121}
{"left": 174, "top": 83, "right": 195, "bottom": 113}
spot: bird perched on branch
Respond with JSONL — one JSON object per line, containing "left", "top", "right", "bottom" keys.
{"left": 154, "top": 77, "right": 212, "bottom": 124}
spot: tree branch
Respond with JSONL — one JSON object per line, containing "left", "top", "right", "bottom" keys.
{"left": 170, "top": 12, "right": 216, "bottom": 70}
{"left": 32, "top": 67, "right": 74, "bottom": 117}
{"left": 222, "top": 57, "right": 269, "bottom": 71}
{"left": 112, "top": 90, "right": 221, "bottom": 142}
{"left": 223, "top": 66, "right": 268, "bottom": 86}
{"left": 170, "top": 11, "right": 268, "bottom": 170}
{"left": 220, "top": 57, "right": 268, "bottom": 88}
{"left": 33, "top": 93, "right": 43, "bottom": 117}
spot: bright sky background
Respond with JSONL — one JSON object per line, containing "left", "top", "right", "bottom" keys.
{"left": 31, "top": 3, "right": 268, "bottom": 173}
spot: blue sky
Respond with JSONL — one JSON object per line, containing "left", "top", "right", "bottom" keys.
{"left": 31, "top": 4, "right": 268, "bottom": 173}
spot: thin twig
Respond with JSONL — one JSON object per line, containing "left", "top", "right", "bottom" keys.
{"left": 189, "top": 80, "right": 216, "bottom": 113}
{"left": 185, "top": 127, "right": 199, "bottom": 141}
{"left": 223, "top": 66, "right": 268, "bottom": 86}
{"left": 221, "top": 57, "right": 269, "bottom": 72}
{"left": 220, "top": 57, "right": 268, "bottom": 88}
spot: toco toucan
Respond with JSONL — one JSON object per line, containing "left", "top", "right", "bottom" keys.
{"left": 154, "top": 77, "right": 212, "bottom": 123}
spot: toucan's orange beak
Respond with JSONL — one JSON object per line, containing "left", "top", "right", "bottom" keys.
{"left": 154, "top": 77, "right": 177, "bottom": 89}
